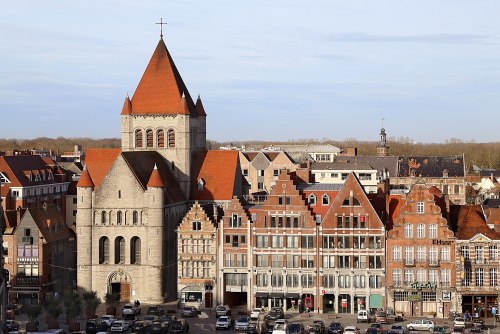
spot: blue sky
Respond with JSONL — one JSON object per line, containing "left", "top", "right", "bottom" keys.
{"left": 1, "top": 1, "right": 499, "bottom": 143}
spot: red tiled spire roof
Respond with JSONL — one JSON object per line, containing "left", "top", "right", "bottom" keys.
{"left": 130, "top": 38, "right": 196, "bottom": 115}
{"left": 77, "top": 168, "right": 94, "bottom": 188}
{"left": 195, "top": 95, "right": 207, "bottom": 117}
{"left": 120, "top": 96, "right": 132, "bottom": 115}
{"left": 147, "top": 164, "right": 165, "bottom": 188}
{"left": 176, "top": 93, "right": 190, "bottom": 115}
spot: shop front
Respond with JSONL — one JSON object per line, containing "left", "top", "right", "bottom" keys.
{"left": 180, "top": 286, "right": 204, "bottom": 308}
{"left": 462, "top": 294, "right": 498, "bottom": 318}
{"left": 285, "top": 293, "right": 300, "bottom": 312}
{"left": 355, "top": 296, "right": 366, "bottom": 312}
{"left": 338, "top": 294, "right": 351, "bottom": 313}
{"left": 270, "top": 292, "right": 284, "bottom": 308}
{"left": 302, "top": 293, "right": 315, "bottom": 312}
{"left": 255, "top": 292, "right": 269, "bottom": 309}
{"left": 369, "top": 294, "right": 383, "bottom": 312}
{"left": 322, "top": 292, "right": 335, "bottom": 313}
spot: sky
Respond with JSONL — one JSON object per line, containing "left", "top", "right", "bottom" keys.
{"left": 1, "top": 1, "right": 499, "bottom": 143}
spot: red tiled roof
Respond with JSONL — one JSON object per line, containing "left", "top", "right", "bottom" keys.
{"left": 120, "top": 96, "right": 132, "bottom": 115}
{"left": 130, "top": 38, "right": 196, "bottom": 115}
{"left": 147, "top": 164, "right": 165, "bottom": 188}
{"left": 83, "top": 148, "right": 121, "bottom": 188}
{"left": 77, "top": 168, "right": 94, "bottom": 188}
{"left": 191, "top": 150, "right": 239, "bottom": 201}
{"left": 455, "top": 205, "right": 500, "bottom": 240}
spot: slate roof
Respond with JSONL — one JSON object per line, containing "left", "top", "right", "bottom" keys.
{"left": 296, "top": 183, "right": 343, "bottom": 191}
{"left": 397, "top": 155, "right": 465, "bottom": 177}
{"left": 335, "top": 155, "right": 399, "bottom": 177}
{"left": 311, "top": 162, "right": 374, "bottom": 171}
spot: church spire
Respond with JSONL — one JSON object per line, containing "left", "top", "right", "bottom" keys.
{"left": 376, "top": 120, "right": 389, "bottom": 157}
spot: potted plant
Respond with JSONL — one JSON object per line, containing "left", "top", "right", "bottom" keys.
{"left": 82, "top": 291, "right": 102, "bottom": 319}
{"left": 65, "top": 291, "right": 82, "bottom": 331}
{"left": 45, "top": 300, "right": 63, "bottom": 329}
{"left": 105, "top": 292, "right": 119, "bottom": 316}
{"left": 22, "top": 304, "right": 42, "bottom": 332}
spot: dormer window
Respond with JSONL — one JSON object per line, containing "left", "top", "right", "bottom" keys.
{"left": 322, "top": 194, "right": 330, "bottom": 205}
{"left": 197, "top": 179, "right": 205, "bottom": 192}
{"left": 443, "top": 169, "right": 449, "bottom": 178}
{"left": 308, "top": 194, "right": 317, "bottom": 206}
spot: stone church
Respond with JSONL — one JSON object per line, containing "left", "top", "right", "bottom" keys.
{"left": 76, "top": 36, "right": 243, "bottom": 303}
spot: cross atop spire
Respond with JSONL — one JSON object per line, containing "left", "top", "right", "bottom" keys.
{"left": 156, "top": 18, "right": 167, "bottom": 38}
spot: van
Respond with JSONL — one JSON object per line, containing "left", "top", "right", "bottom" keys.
{"left": 357, "top": 310, "right": 370, "bottom": 323}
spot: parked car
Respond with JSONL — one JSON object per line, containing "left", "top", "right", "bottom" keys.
{"left": 366, "top": 329, "right": 379, "bottom": 334}
{"left": 274, "top": 319, "right": 289, "bottom": 329}
{"left": 122, "top": 303, "right": 141, "bottom": 316}
{"left": 375, "top": 312, "right": 388, "bottom": 324}
{"left": 357, "top": 310, "right": 372, "bottom": 323}
{"left": 147, "top": 305, "right": 165, "bottom": 317}
{"left": 181, "top": 306, "right": 198, "bottom": 317}
{"left": 469, "top": 328, "right": 483, "bottom": 334}
{"left": 387, "top": 325, "right": 408, "bottom": 334}
{"left": 235, "top": 316, "right": 250, "bottom": 331}
{"left": 473, "top": 319, "right": 485, "bottom": 329}
{"left": 86, "top": 319, "right": 109, "bottom": 334}
{"left": 5, "top": 320, "right": 20, "bottom": 331}
{"left": 110, "top": 320, "right": 131, "bottom": 333}
{"left": 406, "top": 319, "right": 435, "bottom": 331}
{"left": 266, "top": 307, "right": 285, "bottom": 320}
{"left": 144, "top": 315, "right": 160, "bottom": 325}
{"left": 160, "top": 315, "right": 177, "bottom": 328}
{"left": 308, "top": 320, "right": 326, "bottom": 334}
{"left": 101, "top": 315, "right": 117, "bottom": 327}
{"left": 394, "top": 314, "right": 404, "bottom": 322}
{"left": 327, "top": 321, "right": 344, "bottom": 334}
{"left": 216, "top": 305, "right": 231, "bottom": 317}
{"left": 216, "top": 316, "right": 233, "bottom": 329}
{"left": 168, "top": 319, "right": 189, "bottom": 334}
{"left": 432, "top": 326, "right": 445, "bottom": 334}
{"left": 289, "top": 323, "right": 306, "bottom": 334}
{"left": 451, "top": 328, "right": 464, "bottom": 334}
{"left": 130, "top": 320, "right": 148, "bottom": 333}
{"left": 247, "top": 321, "right": 260, "bottom": 334}
{"left": 453, "top": 318, "right": 466, "bottom": 328}
{"left": 370, "top": 323, "right": 386, "bottom": 334}
{"left": 344, "top": 326, "right": 361, "bottom": 334}
{"left": 250, "top": 307, "right": 264, "bottom": 319}
{"left": 150, "top": 321, "right": 168, "bottom": 334}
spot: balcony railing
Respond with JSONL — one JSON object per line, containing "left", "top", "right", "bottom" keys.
{"left": 15, "top": 276, "right": 41, "bottom": 287}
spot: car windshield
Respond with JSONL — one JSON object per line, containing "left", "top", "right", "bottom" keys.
{"left": 144, "top": 316, "right": 156, "bottom": 321}
{"left": 170, "top": 322, "right": 182, "bottom": 330}
{"left": 219, "top": 317, "right": 228, "bottom": 321}
{"left": 330, "top": 323, "right": 342, "bottom": 328}
{"left": 392, "top": 326, "right": 403, "bottom": 329}
{"left": 217, "top": 306, "right": 226, "bottom": 310}
{"left": 237, "top": 317, "right": 249, "bottom": 322}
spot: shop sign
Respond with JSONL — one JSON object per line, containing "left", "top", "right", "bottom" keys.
{"left": 410, "top": 282, "right": 437, "bottom": 290}
{"left": 341, "top": 299, "right": 348, "bottom": 308}
{"left": 408, "top": 293, "right": 423, "bottom": 302}
{"left": 442, "top": 291, "right": 451, "bottom": 301}
{"left": 322, "top": 290, "right": 334, "bottom": 294}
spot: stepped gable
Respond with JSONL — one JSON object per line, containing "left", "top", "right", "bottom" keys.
{"left": 83, "top": 149, "right": 121, "bottom": 188}
{"left": 191, "top": 150, "right": 240, "bottom": 201}
{"left": 121, "top": 151, "right": 184, "bottom": 203}
{"left": 455, "top": 205, "right": 500, "bottom": 240}
{"left": 128, "top": 38, "right": 196, "bottom": 115}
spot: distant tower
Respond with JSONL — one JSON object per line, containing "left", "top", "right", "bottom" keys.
{"left": 377, "top": 121, "right": 389, "bottom": 156}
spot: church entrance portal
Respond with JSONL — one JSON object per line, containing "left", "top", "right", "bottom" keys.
{"left": 108, "top": 270, "right": 132, "bottom": 302}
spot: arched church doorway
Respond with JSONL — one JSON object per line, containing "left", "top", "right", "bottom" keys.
{"left": 108, "top": 270, "right": 132, "bottom": 302}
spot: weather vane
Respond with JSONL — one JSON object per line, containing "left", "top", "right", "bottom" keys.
{"left": 156, "top": 18, "right": 167, "bottom": 38}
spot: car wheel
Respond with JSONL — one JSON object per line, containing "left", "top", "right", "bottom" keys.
{"left": 409, "top": 327, "right": 414, "bottom": 331}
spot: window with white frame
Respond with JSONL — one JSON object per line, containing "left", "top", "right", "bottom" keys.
{"left": 323, "top": 236, "right": 335, "bottom": 249}
{"left": 322, "top": 194, "right": 330, "bottom": 205}
{"left": 271, "top": 236, "right": 284, "bottom": 248}
{"left": 286, "top": 274, "right": 299, "bottom": 287}
{"left": 324, "top": 274, "right": 335, "bottom": 288}
{"left": 404, "top": 269, "right": 414, "bottom": 285}
{"left": 301, "top": 254, "right": 314, "bottom": 268}
{"left": 476, "top": 246, "right": 484, "bottom": 262}
{"left": 308, "top": 194, "right": 316, "bottom": 206}
{"left": 404, "top": 224, "right": 413, "bottom": 238}
{"left": 428, "top": 269, "right": 439, "bottom": 284}
{"left": 404, "top": 246, "right": 414, "bottom": 264}
{"left": 490, "top": 268, "right": 497, "bottom": 287}
{"left": 392, "top": 269, "right": 402, "bottom": 287}
{"left": 440, "top": 246, "right": 450, "bottom": 262}
{"left": 286, "top": 236, "right": 298, "bottom": 248}
{"left": 428, "top": 224, "right": 438, "bottom": 238}
{"left": 369, "top": 275, "right": 383, "bottom": 288}
{"left": 338, "top": 275, "right": 350, "bottom": 288}
{"left": 256, "top": 273, "right": 268, "bottom": 286}
{"left": 353, "top": 275, "right": 366, "bottom": 288}
{"left": 462, "top": 246, "right": 470, "bottom": 260}
{"left": 490, "top": 245, "right": 497, "bottom": 261}
{"left": 416, "top": 269, "right": 426, "bottom": 283}
{"left": 441, "top": 269, "right": 451, "bottom": 287}
{"left": 323, "top": 255, "right": 335, "bottom": 268}
{"left": 286, "top": 254, "right": 299, "bottom": 268}
{"left": 256, "top": 255, "right": 268, "bottom": 267}
{"left": 429, "top": 246, "right": 438, "bottom": 264}
{"left": 475, "top": 268, "right": 484, "bottom": 287}
{"left": 416, "top": 224, "right": 425, "bottom": 238}
{"left": 392, "top": 246, "right": 402, "bottom": 262}
{"left": 417, "top": 202, "right": 424, "bottom": 213}
{"left": 337, "top": 255, "right": 350, "bottom": 268}
{"left": 416, "top": 246, "right": 426, "bottom": 262}
{"left": 256, "top": 235, "right": 268, "bottom": 248}
{"left": 301, "top": 274, "right": 314, "bottom": 288}
{"left": 271, "top": 273, "right": 283, "bottom": 287}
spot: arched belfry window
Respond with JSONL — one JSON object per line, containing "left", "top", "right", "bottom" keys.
{"left": 157, "top": 129, "right": 165, "bottom": 148}
{"left": 99, "top": 236, "right": 109, "bottom": 264}
{"left": 131, "top": 237, "right": 141, "bottom": 264}
{"left": 146, "top": 129, "right": 153, "bottom": 147}
{"left": 115, "top": 236, "right": 125, "bottom": 264}
{"left": 133, "top": 210, "right": 138, "bottom": 225}
{"left": 168, "top": 129, "right": 175, "bottom": 148}
{"left": 135, "top": 129, "right": 143, "bottom": 148}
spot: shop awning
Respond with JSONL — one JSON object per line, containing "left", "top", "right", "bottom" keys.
{"left": 285, "top": 293, "right": 300, "bottom": 298}
{"left": 369, "top": 294, "right": 383, "bottom": 308}
{"left": 270, "top": 292, "right": 284, "bottom": 298}
{"left": 256, "top": 292, "right": 268, "bottom": 297}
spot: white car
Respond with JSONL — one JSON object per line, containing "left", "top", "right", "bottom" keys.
{"left": 453, "top": 317, "right": 466, "bottom": 328}
{"left": 122, "top": 303, "right": 140, "bottom": 316}
{"left": 345, "top": 326, "right": 361, "bottom": 334}
{"left": 250, "top": 308, "right": 263, "bottom": 319}
{"left": 235, "top": 316, "right": 250, "bottom": 331}
{"left": 101, "top": 315, "right": 116, "bottom": 327}
{"left": 406, "top": 319, "right": 435, "bottom": 331}
{"left": 216, "top": 316, "right": 233, "bottom": 329}
{"left": 110, "top": 320, "right": 130, "bottom": 333}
